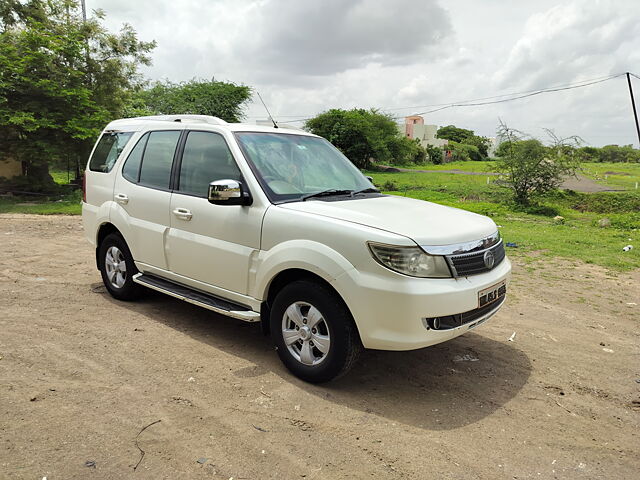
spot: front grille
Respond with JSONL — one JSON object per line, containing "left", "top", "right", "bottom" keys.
{"left": 447, "top": 240, "right": 505, "bottom": 277}
{"left": 424, "top": 296, "right": 505, "bottom": 330}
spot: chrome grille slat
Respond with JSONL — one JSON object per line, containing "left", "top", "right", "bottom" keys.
{"left": 446, "top": 240, "right": 505, "bottom": 277}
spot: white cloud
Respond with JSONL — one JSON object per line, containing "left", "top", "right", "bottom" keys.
{"left": 88, "top": 0, "right": 640, "bottom": 146}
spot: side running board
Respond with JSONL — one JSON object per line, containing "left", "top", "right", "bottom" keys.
{"left": 132, "top": 273, "right": 260, "bottom": 323}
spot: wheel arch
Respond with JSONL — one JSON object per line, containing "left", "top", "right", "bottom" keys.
{"left": 95, "top": 222, "right": 123, "bottom": 269}
{"left": 259, "top": 268, "right": 359, "bottom": 340}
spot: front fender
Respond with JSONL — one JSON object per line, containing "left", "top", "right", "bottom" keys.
{"left": 252, "top": 240, "right": 355, "bottom": 300}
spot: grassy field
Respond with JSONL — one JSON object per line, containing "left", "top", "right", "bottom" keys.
{"left": 396, "top": 160, "right": 497, "bottom": 173}
{"left": 0, "top": 190, "right": 82, "bottom": 215}
{"left": 579, "top": 162, "right": 640, "bottom": 190}
{"left": 0, "top": 169, "right": 82, "bottom": 215}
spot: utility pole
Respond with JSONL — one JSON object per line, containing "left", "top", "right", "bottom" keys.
{"left": 80, "top": 0, "right": 87, "bottom": 21}
{"left": 626, "top": 72, "right": 640, "bottom": 148}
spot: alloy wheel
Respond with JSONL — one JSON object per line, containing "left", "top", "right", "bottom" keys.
{"left": 281, "top": 301, "right": 331, "bottom": 366}
{"left": 104, "top": 246, "right": 127, "bottom": 288}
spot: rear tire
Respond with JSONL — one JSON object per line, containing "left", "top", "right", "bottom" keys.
{"left": 270, "top": 280, "right": 361, "bottom": 383}
{"left": 98, "top": 233, "right": 143, "bottom": 301}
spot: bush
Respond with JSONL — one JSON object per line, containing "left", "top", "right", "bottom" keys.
{"left": 572, "top": 145, "right": 640, "bottom": 163}
{"left": 495, "top": 124, "right": 581, "bottom": 205}
{"left": 570, "top": 192, "right": 640, "bottom": 213}
{"left": 0, "top": 174, "right": 64, "bottom": 195}
{"left": 382, "top": 180, "right": 399, "bottom": 191}
{"left": 426, "top": 145, "right": 443, "bottom": 164}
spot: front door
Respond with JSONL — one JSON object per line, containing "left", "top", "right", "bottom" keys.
{"left": 113, "top": 129, "right": 181, "bottom": 269}
{"left": 166, "top": 130, "right": 265, "bottom": 295}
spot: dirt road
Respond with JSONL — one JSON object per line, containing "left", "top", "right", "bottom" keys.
{"left": 1, "top": 215, "right": 638, "bottom": 479}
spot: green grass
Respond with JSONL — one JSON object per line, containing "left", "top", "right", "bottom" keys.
{"left": 0, "top": 190, "right": 82, "bottom": 215}
{"left": 366, "top": 170, "right": 500, "bottom": 201}
{"left": 50, "top": 169, "right": 74, "bottom": 185}
{"left": 394, "top": 160, "right": 497, "bottom": 172}
{"left": 579, "top": 162, "right": 640, "bottom": 191}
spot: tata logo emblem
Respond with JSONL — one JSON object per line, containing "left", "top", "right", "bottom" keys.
{"left": 483, "top": 250, "right": 495, "bottom": 269}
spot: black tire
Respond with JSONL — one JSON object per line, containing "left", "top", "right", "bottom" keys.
{"left": 270, "top": 280, "right": 361, "bottom": 383}
{"left": 98, "top": 233, "right": 143, "bottom": 301}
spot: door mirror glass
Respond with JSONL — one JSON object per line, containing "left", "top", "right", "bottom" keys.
{"left": 208, "top": 179, "right": 250, "bottom": 205}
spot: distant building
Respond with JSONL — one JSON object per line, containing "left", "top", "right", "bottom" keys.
{"left": 399, "top": 115, "right": 448, "bottom": 149}
{"left": 486, "top": 137, "right": 500, "bottom": 157}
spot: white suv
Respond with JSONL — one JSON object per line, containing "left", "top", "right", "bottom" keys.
{"left": 83, "top": 114, "right": 511, "bottom": 382}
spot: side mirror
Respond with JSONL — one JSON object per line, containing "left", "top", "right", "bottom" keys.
{"left": 208, "top": 179, "right": 252, "bottom": 205}
{"left": 365, "top": 176, "right": 374, "bottom": 184}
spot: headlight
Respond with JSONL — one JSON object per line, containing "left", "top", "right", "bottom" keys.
{"left": 367, "top": 242, "right": 452, "bottom": 278}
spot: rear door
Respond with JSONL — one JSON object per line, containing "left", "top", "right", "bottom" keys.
{"left": 166, "top": 130, "right": 265, "bottom": 295}
{"left": 112, "top": 129, "right": 182, "bottom": 269}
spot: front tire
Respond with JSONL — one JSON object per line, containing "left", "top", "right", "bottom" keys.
{"left": 270, "top": 280, "right": 361, "bottom": 383}
{"left": 98, "top": 233, "right": 143, "bottom": 301}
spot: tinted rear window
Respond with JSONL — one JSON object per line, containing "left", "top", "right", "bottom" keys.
{"left": 138, "top": 131, "right": 181, "bottom": 189}
{"left": 89, "top": 132, "right": 134, "bottom": 172}
{"left": 122, "top": 134, "right": 148, "bottom": 183}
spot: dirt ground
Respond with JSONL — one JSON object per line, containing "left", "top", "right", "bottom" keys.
{"left": 1, "top": 214, "right": 638, "bottom": 480}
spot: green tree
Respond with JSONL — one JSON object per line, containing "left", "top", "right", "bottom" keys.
{"left": 496, "top": 124, "right": 581, "bottom": 205}
{"left": 446, "top": 141, "right": 483, "bottom": 162}
{"left": 128, "top": 79, "right": 252, "bottom": 123}
{"left": 437, "top": 124, "right": 490, "bottom": 158}
{"left": 305, "top": 108, "right": 420, "bottom": 168}
{"left": 0, "top": 0, "right": 155, "bottom": 189}
{"left": 436, "top": 125, "right": 475, "bottom": 143}
{"left": 598, "top": 144, "right": 640, "bottom": 163}
{"left": 574, "top": 146, "right": 600, "bottom": 162}
{"left": 425, "top": 144, "right": 443, "bottom": 164}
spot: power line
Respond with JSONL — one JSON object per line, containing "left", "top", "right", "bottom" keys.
{"left": 272, "top": 72, "right": 635, "bottom": 124}
{"left": 403, "top": 73, "right": 625, "bottom": 118}
{"left": 383, "top": 73, "right": 625, "bottom": 112}
{"left": 258, "top": 73, "right": 625, "bottom": 120}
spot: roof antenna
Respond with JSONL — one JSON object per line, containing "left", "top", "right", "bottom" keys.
{"left": 256, "top": 91, "right": 278, "bottom": 128}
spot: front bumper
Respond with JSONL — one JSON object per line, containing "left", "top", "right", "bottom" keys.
{"left": 331, "top": 257, "right": 511, "bottom": 351}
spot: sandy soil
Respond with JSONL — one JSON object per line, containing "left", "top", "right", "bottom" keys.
{"left": 1, "top": 214, "right": 638, "bottom": 480}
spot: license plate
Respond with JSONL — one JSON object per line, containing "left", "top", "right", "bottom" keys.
{"left": 478, "top": 280, "right": 507, "bottom": 308}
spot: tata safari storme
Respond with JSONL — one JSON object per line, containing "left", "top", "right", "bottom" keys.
{"left": 82, "top": 114, "right": 511, "bottom": 382}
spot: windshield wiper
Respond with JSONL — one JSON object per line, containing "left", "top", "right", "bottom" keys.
{"left": 352, "top": 187, "right": 380, "bottom": 195}
{"left": 301, "top": 189, "right": 354, "bottom": 201}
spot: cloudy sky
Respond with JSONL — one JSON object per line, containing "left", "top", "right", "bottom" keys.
{"left": 91, "top": 0, "right": 640, "bottom": 146}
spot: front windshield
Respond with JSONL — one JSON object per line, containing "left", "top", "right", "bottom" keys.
{"left": 235, "top": 132, "right": 373, "bottom": 203}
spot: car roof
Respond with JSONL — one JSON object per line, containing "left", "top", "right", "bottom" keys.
{"left": 104, "top": 115, "right": 314, "bottom": 137}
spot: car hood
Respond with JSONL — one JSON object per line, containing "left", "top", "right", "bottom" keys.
{"left": 279, "top": 195, "right": 497, "bottom": 246}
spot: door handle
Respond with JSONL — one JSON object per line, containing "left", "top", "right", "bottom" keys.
{"left": 172, "top": 208, "right": 193, "bottom": 221}
{"left": 115, "top": 193, "right": 129, "bottom": 205}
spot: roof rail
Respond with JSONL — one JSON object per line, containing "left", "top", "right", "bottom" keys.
{"left": 129, "top": 114, "right": 228, "bottom": 125}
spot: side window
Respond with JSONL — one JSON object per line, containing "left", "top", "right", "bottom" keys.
{"left": 138, "top": 131, "right": 181, "bottom": 190}
{"left": 122, "top": 133, "right": 148, "bottom": 183}
{"left": 178, "top": 131, "right": 241, "bottom": 196}
{"left": 89, "top": 131, "right": 133, "bottom": 172}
